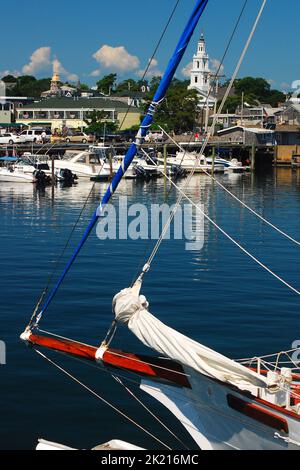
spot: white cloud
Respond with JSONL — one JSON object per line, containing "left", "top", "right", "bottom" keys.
{"left": 210, "top": 58, "right": 225, "bottom": 75}
{"left": 22, "top": 47, "right": 52, "bottom": 75}
{"left": 181, "top": 61, "right": 192, "bottom": 78}
{"left": 93, "top": 45, "right": 140, "bottom": 71}
{"left": 136, "top": 58, "right": 162, "bottom": 78}
{"left": 0, "top": 69, "right": 21, "bottom": 78}
{"left": 90, "top": 69, "right": 101, "bottom": 77}
{"left": 52, "top": 58, "right": 78, "bottom": 82}
{"left": 21, "top": 47, "right": 78, "bottom": 81}
{"left": 280, "top": 82, "right": 291, "bottom": 91}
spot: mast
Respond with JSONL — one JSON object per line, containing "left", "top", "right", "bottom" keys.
{"left": 31, "top": 0, "right": 209, "bottom": 325}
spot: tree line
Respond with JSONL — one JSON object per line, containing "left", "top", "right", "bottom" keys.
{"left": 1, "top": 73, "right": 290, "bottom": 133}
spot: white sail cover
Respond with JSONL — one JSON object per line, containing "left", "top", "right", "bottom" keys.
{"left": 113, "top": 287, "right": 269, "bottom": 391}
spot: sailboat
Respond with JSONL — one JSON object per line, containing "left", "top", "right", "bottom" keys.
{"left": 20, "top": 0, "right": 300, "bottom": 450}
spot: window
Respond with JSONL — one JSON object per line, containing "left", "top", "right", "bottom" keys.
{"left": 89, "top": 154, "right": 101, "bottom": 164}
{"left": 195, "top": 77, "right": 198, "bottom": 83}
{"left": 77, "top": 154, "right": 87, "bottom": 163}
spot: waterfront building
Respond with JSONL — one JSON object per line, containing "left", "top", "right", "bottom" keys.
{"left": 217, "top": 126, "right": 275, "bottom": 146}
{"left": 275, "top": 125, "right": 300, "bottom": 145}
{"left": 188, "top": 33, "right": 217, "bottom": 109}
{"left": 16, "top": 97, "right": 141, "bottom": 131}
{"left": 0, "top": 96, "right": 35, "bottom": 125}
{"left": 277, "top": 104, "right": 300, "bottom": 126}
{"left": 0, "top": 101, "right": 13, "bottom": 124}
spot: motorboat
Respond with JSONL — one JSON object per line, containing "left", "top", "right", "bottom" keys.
{"left": 0, "top": 157, "right": 36, "bottom": 183}
{"left": 164, "top": 151, "right": 225, "bottom": 173}
{"left": 206, "top": 156, "right": 250, "bottom": 173}
{"left": 54, "top": 146, "right": 135, "bottom": 180}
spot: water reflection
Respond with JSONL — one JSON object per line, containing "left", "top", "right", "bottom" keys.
{"left": 0, "top": 169, "right": 300, "bottom": 449}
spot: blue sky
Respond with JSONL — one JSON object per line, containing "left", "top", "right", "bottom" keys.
{"left": 1, "top": 0, "right": 299, "bottom": 91}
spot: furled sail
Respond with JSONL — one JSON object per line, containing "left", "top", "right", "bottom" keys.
{"left": 113, "top": 286, "right": 269, "bottom": 391}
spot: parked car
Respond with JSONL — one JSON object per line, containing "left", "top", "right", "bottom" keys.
{"left": 65, "top": 132, "right": 94, "bottom": 144}
{"left": 19, "top": 129, "right": 51, "bottom": 143}
{"left": 0, "top": 133, "right": 26, "bottom": 145}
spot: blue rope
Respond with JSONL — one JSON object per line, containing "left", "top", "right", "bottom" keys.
{"left": 35, "top": 0, "right": 209, "bottom": 324}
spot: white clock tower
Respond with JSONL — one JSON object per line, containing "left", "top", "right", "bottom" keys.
{"left": 188, "top": 33, "right": 216, "bottom": 108}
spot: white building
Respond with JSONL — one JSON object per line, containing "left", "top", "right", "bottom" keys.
{"left": 188, "top": 33, "right": 217, "bottom": 109}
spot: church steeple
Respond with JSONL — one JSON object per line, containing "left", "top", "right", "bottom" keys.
{"left": 188, "top": 32, "right": 211, "bottom": 96}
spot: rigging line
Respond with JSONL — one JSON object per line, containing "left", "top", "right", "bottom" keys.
{"left": 160, "top": 127, "right": 300, "bottom": 247}
{"left": 34, "top": 348, "right": 172, "bottom": 450}
{"left": 145, "top": 152, "right": 300, "bottom": 296}
{"left": 137, "top": 0, "right": 269, "bottom": 275}
{"left": 139, "top": 146, "right": 209, "bottom": 268}
{"left": 236, "top": 348, "right": 300, "bottom": 362}
{"left": 35, "top": 342, "right": 189, "bottom": 449}
{"left": 112, "top": 375, "right": 190, "bottom": 450}
{"left": 194, "top": 0, "right": 268, "bottom": 163}
{"left": 176, "top": 0, "right": 249, "bottom": 168}
{"left": 130, "top": 0, "right": 250, "bottom": 279}
{"left": 118, "top": 0, "right": 181, "bottom": 132}
{"left": 31, "top": 0, "right": 210, "bottom": 323}
{"left": 28, "top": 161, "right": 106, "bottom": 327}
{"left": 130, "top": 166, "right": 184, "bottom": 287}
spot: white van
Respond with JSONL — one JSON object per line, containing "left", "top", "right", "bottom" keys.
{"left": 19, "top": 128, "right": 51, "bottom": 143}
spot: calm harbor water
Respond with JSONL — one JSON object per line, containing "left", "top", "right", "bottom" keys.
{"left": 1, "top": 169, "right": 300, "bottom": 450}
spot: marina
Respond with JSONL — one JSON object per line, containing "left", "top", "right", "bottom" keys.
{"left": 1, "top": 0, "right": 300, "bottom": 455}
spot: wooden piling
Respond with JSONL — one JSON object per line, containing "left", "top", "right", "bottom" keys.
{"left": 51, "top": 155, "right": 55, "bottom": 184}
{"left": 164, "top": 144, "right": 167, "bottom": 175}
{"left": 251, "top": 144, "right": 256, "bottom": 172}
{"left": 212, "top": 145, "right": 215, "bottom": 175}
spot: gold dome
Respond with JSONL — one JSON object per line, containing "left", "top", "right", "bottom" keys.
{"left": 52, "top": 73, "right": 60, "bottom": 82}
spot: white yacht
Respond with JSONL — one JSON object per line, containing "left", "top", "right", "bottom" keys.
{"left": 0, "top": 157, "right": 36, "bottom": 183}
{"left": 206, "top": 156, "right": 250, "bottom": 173}
{"left": 163, "top": 151, "right": 225, "bottom": 173}
{"left": 54, "top": 146, "right": 136, "bottom": 180}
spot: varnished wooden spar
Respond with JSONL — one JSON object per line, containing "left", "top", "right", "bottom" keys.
{"left": 22, "top": 331, "right": 191, "bottom": 388}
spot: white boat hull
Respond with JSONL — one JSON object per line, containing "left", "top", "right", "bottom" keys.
{"left": 54, "top": 160, "right": 136, "bottom": 180}
{"left": 142, "top": 369, "right": 300, "bottom": 450}
{"left": 0, "top": 170, "right": 35, "bottom": 183}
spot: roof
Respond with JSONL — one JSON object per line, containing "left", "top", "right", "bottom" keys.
{"left": 290, "top": 104, "right": 300, "bottom": 112}
{"left": 113, "top": 91, "right": 147, "bottom": 98}
{"left": 218, "top": 126, "right": 274, "bottom": 135}
{"left": 18, "top": 97, "right": 140, "bottom": 112}
{"left": 0, "top": 122, "right": 23, "bottom": 127}
{"left": 211, "top": 114, "right": 237, "bottom": 118}
{"left": 0, "top": 157, "right": 18, "bottom": 162}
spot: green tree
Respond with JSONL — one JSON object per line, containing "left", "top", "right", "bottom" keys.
{"left": 96, "top": 74, "right": 117, "bottom": 94}
{"left": 144, "top": 78, "right": 198, "bottom": 133}
{"left": 1, "top": 75, "right": 17, "bottom": 83}
{"left": 84, "top": 109, "right": 118, "bottom": 134}
{"left": 234, "top": 77, "right": 285, "bottom": 107}
{"left": 8, "top": 75, "right": 51, "bottom": 97}
{"left": 116, "top": 79, "right": 139, "bottom": 93}
{"left": 149, "top": 76, "right": 162, "bottom": 93}
{"left": 79, "top": 83, "right": 89, "bottom": 91}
